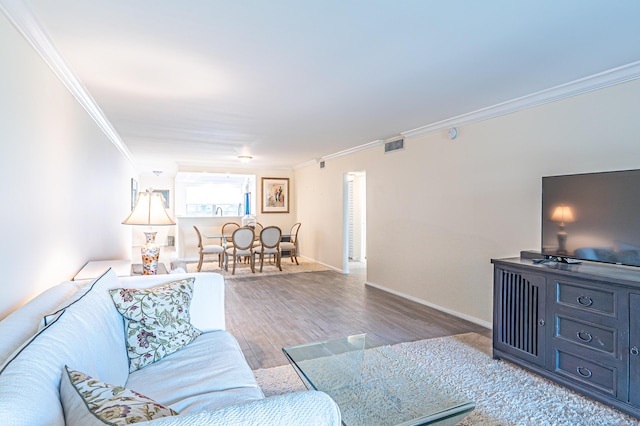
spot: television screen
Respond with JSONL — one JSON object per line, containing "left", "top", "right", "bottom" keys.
{"left": 542, "top": 169, "right": 640, "bottom": 267}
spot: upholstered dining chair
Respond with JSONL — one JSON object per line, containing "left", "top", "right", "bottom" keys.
{"left": 221, "top": 222, "right": 240, "bottom": 248}
{"left": 280, "top": 222, "right": 301, "bottom": 265}
{"left": 254, "top": 226, "right": 282, "bottom": 272}
{"left": 224, "top": 227, "right": 255, "bottom": 274}
{"left": 193, "top": 226, "right": 224, "bottom": 271}
{"left": 253, "top": 222, "right": 264, "bottom": 245}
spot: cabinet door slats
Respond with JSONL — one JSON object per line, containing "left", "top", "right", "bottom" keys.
{"left": 499, "top": 270, "right": 539, "bottom": 357}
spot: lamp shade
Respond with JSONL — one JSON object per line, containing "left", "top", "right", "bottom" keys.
{"left": 122, "top": 190, "right": 175, "bottom": 226}
{"left": 551, "top": 205, "right": 575, "bottom": 223}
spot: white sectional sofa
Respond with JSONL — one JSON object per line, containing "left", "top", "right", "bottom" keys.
{"left": 0, "top": 269, "right": 340, "bottom": 425}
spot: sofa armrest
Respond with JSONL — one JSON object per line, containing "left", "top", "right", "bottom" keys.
{"left": 116, "top": 272, "right": 225, "bottom": 331}
{"left": 148, "top": 391, "right": 341, "bottom": 426}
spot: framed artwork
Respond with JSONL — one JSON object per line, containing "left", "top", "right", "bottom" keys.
{"left": 261, "top": 177, "right": 289, "bottom": 213}
{"left": 153, "top": 189, "right": 170, "bottom": 209}
{"left": 130, "top": 178, "right": 138, "bottom": 210}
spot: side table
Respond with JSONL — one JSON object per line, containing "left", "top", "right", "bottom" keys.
{"left": 74, "top": 260, "right": 169, "bottom": 280}
{"left": 131, "top": 263, "right": 168, "bottom": 275}
{"left": 74, "top": 260, "right": 132, "bottom": 281}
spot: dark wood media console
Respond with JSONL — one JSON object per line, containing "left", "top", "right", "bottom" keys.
{"left": 492, "top": 255, "right": 640, "bottom": 419}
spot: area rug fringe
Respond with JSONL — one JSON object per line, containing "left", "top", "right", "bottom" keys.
{"left": 253, "top": 333, "right": 637, "bottom": 425}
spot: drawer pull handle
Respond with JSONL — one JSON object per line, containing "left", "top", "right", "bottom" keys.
{"left": 632, "top": 347, "right": 639, "bottom": 356}
{"left": 577, "top": 366, "right": 593, "bottom": 378}
{"left": 577, "top": 295, "right": 593, "bottom": 307}
{"left": 577, "top": 331, "right": 593, "bottom": 343}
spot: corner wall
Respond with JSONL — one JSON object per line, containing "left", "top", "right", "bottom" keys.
{"left": 0, "top": 13, "right": 132, "bottom": 319}
{"left": 295, "top": 78, "right": 640, "bottom": 326}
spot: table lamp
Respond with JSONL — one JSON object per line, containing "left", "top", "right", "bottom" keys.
{"left": 551, "top": 205, "right": 575, "bottom": 255}
{"left": 122, "top": 189, "right": 175, "bottom": 274}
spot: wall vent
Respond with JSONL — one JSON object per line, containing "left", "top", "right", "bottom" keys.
{"left": 384, "top": 138, "right": 404, "bottom": 153}
{"left": 319, "top": 160, "right": 325, "bottom": 169}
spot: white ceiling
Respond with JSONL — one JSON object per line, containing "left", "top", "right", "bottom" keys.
{"left": 12, "top": 1, "right": 640, "bottom": 173}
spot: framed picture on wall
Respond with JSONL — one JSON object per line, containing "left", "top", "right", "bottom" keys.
{"left": 261, "top": 177, "right": 289, "bottom": 213}
{"left": 130, "top": 178, "right": 138, "bottom": 210}
{"left": 153, "top": 189, "right": 170, "bottom": 209}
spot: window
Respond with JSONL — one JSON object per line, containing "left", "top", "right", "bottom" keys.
{"left": 175, "top": 173, "right": 256, "bottom": 217}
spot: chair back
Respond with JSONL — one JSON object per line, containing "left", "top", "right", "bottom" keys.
{"left": 193, "top": 226, "right": 204, "bottom": 249}
{"left": 232, "top": 227, "right": 255, "bottom": 250}
{"left": 222, "top": 222, "right": 240, "bottom": 243}
{"left": 254, "top": 222, "right": 264, "bottom": 240}
{"left": 289, "top": 222, "right": 301, "bottom": 244}
{"left": 260, "top": 226, "right": 282, "bottom": 249}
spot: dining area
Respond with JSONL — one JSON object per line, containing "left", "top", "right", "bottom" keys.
{"left": 193, "top": 222, "right": 301, "bottom": 275}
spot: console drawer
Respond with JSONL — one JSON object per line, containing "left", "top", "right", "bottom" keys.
{"left": 555, "top": 315, "right": 616, "bottom": 355}
{"left": 555, "top": 350, "right": 616, "bottom": 395}
{"left": 556, "top": 281, "right": 616, "bottom": 315}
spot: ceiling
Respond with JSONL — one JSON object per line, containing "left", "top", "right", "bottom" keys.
{"left": 11, "top": 1, "right": 640, "bottom": 173}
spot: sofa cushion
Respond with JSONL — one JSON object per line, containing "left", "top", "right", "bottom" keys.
{"left": 0, "top": 306, "right": 66, "bottom": 374}
{"left": 0, "top": 269, "right": 129, "bottom": 426}
{"left": 126, "top": 330, "right": 264, "bottom": 413}
{"left": 0, "top": 280, "right": 79, "bottom": 364}
{"left": 61, "top": 366, "right": 177, "bottom": 425}
{"left": 110, "top": 278, "right": 202, "bottom": 372}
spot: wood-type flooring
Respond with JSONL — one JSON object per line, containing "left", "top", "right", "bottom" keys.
{"left": 225, "top": 263, "right": 490, "bottom": 369}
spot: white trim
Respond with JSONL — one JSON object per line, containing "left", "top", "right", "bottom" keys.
{"left": 0, "top": 0, "right": 135, "bottom": 163}
{"left": 403, "top": 61, "right": 640, "bottom": 138}
{"left": 293, "top": 159, "right": 318, "bottom": 171}
{"left": 299, "top": 256, "right": 343, "bottom": 274}
{"left": 294, "top": 140, "right": 383, "bottom": 170}
{"left": 365, "top": 279, "right": 493, "bottom": 329}
{"left": 294, "top": 62, "right": 640, "bottom": 170}
{"left": 342, "top": 173, "right": 350, "bottom": 274}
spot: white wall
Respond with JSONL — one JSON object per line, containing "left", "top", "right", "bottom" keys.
{"left": 0, "top": 13, "right": 132, "bottom": 319}
{"left": 295, "top": 78, "right": 640, "bottom": 326}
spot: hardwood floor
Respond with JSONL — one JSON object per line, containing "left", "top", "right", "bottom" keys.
{"left": 225, "top": 263, "right": 491, "bottom": 369}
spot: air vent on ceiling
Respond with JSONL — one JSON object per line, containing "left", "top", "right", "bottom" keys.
{"left": 384, "top": 138, "right": 404, "bottom": 153}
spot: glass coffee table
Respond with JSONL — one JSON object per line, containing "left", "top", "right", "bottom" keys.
{"left": 283, "top": 334, "right": 474, "bottom": 426}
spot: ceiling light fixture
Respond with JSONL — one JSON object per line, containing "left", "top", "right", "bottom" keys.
{"left": 238, "top": 155, "right": 252, "bottom": 164}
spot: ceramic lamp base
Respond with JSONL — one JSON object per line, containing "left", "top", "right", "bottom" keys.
{"left": 141, "top": 231, "right": 160, "bottom": 275}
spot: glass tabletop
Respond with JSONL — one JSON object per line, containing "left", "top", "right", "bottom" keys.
{"left": 283, "top": 334, "right": 474, "bottom": 426}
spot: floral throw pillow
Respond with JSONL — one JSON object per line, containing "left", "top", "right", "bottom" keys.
{"left": 109, "top": 278, "right": 202, "bottom": 372}
{"left": 61, "top": 366, "right": 177, "bottom": 425}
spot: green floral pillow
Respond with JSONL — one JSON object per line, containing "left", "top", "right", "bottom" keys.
{"left": 61, "top": 366, "right": 177, "bottom": 425}
{"left": 110, "top": 278, "right": 202, "bottom": 372}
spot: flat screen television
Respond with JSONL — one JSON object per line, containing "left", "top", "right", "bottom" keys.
{"left": 541, "top": 169, "right": 640, "bottom": 267}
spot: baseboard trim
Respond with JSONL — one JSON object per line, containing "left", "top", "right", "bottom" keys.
{"left": 299, "top": 256, "right": 343, "bottom": 273}
{"left": 365, "top": 280, "right": 492, "bottom": 329}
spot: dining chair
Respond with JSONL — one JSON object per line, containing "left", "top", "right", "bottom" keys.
{"left": 253, "top": 222, "right": 264, "bottom": 245}
{"left": 280, "top": 222, "right": 301, "bottom": 265}
{"left": 224, "top": 227, "right": 255, "bottom": 274}
{"left": 255, "top": 226, "right": 282, "bottom": 272}
{"left": 193, "top": 226, "right": 224, "bottom": 271}
{"left": 221, "top": 222, "right": 240, "bottom": 248}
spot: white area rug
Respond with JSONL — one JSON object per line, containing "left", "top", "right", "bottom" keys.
{"left": 253, "top": 333, "right": 638, "bottom": 425}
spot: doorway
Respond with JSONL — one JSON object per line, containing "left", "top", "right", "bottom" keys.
{"left": 343, "top": 171, "right": 366, "bottom": 275}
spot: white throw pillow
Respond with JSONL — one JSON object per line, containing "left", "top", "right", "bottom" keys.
{"left": 110, "top": 278, "right": 202, "bottom": 372}
{"left": 60, "top": 365, "right": 177, "bottom": 425}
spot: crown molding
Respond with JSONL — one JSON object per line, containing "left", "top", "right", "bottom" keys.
{"left": 293, "top": 159, "right": 319, "bottom": 170}
{"left": 0, "top": 0, "right": 135, "bottom": 163}
{"left": 295, "top": 62, "right": 640, "bottom": 170}
{"left": 403, "top": 61, "right": 640, "bottom": 138}
{"left": 294, "top": 139, "right": 383, "bottom": 170}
